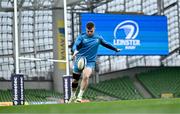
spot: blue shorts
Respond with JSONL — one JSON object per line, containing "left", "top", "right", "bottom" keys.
{"left": 73, "top": 59, "right": 95, "bottom": 74}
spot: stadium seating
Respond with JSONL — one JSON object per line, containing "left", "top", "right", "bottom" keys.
{"left": 0, "top": 89, "right": 63, "bottom": 102}
{"left": 82, "top": 88, "right": 117, "bottom": 101}
{"left": 0, "top": 77, "right": 142, "bottom": 102}
{"left": 137, "top": 67, "right": 180, "bottom": 98}
{"left": 0, "top": 90, "right": 12, "bottom": 102}
{"left": 86, "top": 77, "right": 143, "bottom": 100}
{"left": 3, "top": 67, "right": 180, "bottom": 103}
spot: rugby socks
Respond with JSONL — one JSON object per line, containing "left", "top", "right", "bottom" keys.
{"left": 77, "top": 89, "right": 84, "bottom": 99}
{"left": 72, "top": 89, "right": 76, "bottom": 97}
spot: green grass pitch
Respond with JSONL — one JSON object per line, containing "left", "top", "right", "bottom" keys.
{"left": 0, "top": 98, "right": 180, "bottom": 114}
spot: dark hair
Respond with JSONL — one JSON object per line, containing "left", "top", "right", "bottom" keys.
{"left": 86, "top": 21, "right": 95, "bottom": 30}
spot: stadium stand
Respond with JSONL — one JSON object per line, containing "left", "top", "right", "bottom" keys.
{"left": 85, "top": 77, "right": 143, "bottom": 100}
{"left": 82, "top": 88, "right": 118, "bottom": 101}
{"left": 0, "top": 90, "right": 12, "bottom": 102}
{"left": 2, "top": 67, "right": 180, "bottom": 103}
{"left": 137, "top": 67, "right": 180, "bottom": 98}
{"left": 0, "top": 89, "right": 63, "bottom": 102}
{"left": 0, "top": 76, "right": 143, "bottom": 102}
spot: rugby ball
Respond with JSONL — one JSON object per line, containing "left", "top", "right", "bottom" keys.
{"left": 77, "top": 57, "right": 87, "bottom": 70}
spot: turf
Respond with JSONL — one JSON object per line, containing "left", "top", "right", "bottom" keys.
{"left": 0, "top": 98, "right": 180, "bottom": 114}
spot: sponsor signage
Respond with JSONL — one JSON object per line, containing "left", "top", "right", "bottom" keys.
{"left": 63, "top": 75, "right": 72, "bottom": 103}
{"left": 12, "top": 74, "right": 24, "bottom": 105}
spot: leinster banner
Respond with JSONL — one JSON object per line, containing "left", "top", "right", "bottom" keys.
{"left": 80, "top": 13, "right": 168, "bottom": 55}
{"left": 11, "top": 74, "right": 24, "bottom": 105}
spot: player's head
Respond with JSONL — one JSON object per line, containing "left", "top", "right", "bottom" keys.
{"left": 86, "top": 21, "right": 95, "bottom": 37}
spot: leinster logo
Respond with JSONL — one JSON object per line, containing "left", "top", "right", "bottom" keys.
{"left": 113, "top": 20, "right": 140, "bottom": 49}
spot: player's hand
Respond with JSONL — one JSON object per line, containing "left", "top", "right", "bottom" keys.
{"left": 72, "top": 50, "right": 79, "bottom": 60}
{"left": 115, "top": 48, "right": 122, "bottom": 52}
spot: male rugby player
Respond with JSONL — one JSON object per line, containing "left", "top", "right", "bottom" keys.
{"left": 69, "top": 21, "right": 121, "bottom": 103}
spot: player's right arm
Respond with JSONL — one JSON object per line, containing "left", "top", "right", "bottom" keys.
{"left": 72, "top": 35, "right": 83, "bottom": 59}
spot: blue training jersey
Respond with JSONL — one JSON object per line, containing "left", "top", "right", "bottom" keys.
{"left": 72, "top": 33, "right": 117, "bottom": 63}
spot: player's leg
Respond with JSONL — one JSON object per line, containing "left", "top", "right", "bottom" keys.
{"left": 71, "top": 73, "right": 80, "bottom": 95}
{"left": 68, "top": 59, "right": 81, "bottom": 103}
{"left": 68, "top": 73, "right": 81, "bottom": 103}
{"left": 76, "top": 67, "right": 93, "bottom": 102}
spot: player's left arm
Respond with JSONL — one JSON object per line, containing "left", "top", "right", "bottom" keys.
{"left": 72, "top": 35, "right": 83, "bottom": 59}
{"left": 99, "top": 36, "right": 121, "bottom": 52}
